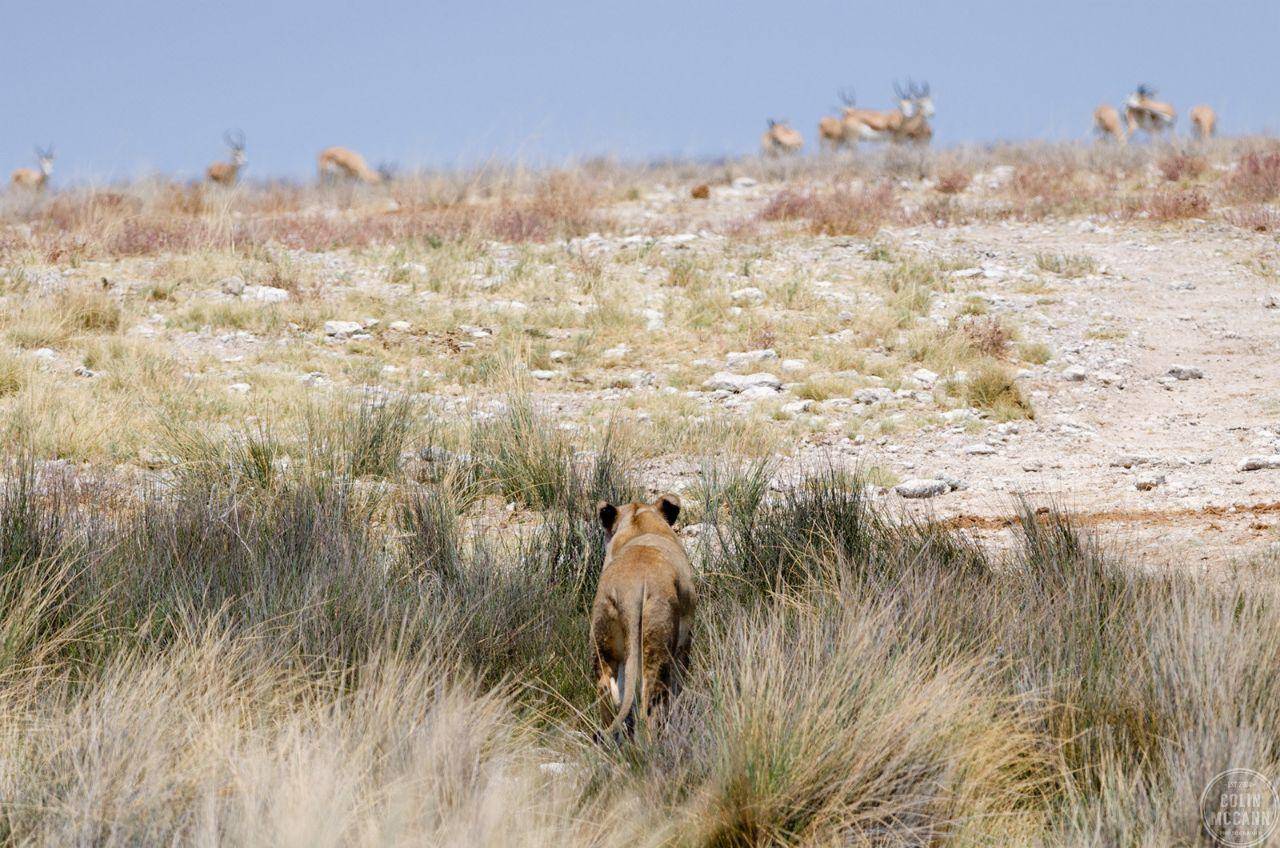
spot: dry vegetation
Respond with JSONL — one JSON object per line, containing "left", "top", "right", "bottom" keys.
{"left": 2, "top": 137, "right": 1280, "bottom": 845}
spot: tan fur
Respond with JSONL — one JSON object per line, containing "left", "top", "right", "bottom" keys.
{"left": 1126, "top": 87, "right": 1176, "bottom": 136}
{"left": 818, "top": 114, "right": 847, "bottom": 150}
{"left": 1190, "top": 104, "right": 1216, "bottom": 140}
{"left": 895, "top": 110, "right": 933, "bottom": 146}
{"left": 843, "top": 82, "right": 933, "bottom": 146}
{"left": 1094, "top": 104, "right": 1128, "bottom": 143}
{"left": 318, "top": 146, "right": 381, "bottom": 183}
{"left": 761, "top": 121, "right": 803, "bottom": 156}
{"left": 206, "top": 161, "right": 240, "bottom": 185}
{"left": 206, "top": 131, "right": 246, "bottom": 186}
{"left": 10, "top": 147, "right": 53, "bottom": 190}
{"left": 10, "top": 168, "right": 45, "bottom": 189}
{"left": 590, "top": 495, "right": 696, "bottom": 740}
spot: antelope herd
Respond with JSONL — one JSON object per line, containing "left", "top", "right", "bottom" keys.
{"left": 1093, "top": 84, "right": 1217, "bottom": 143}
{"left": 3, "top": 83, "right": 1231, "bottom": 188}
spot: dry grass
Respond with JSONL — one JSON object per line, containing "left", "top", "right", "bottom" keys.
{"left": 760, "top": 183, "right": 896, "bottom": 237}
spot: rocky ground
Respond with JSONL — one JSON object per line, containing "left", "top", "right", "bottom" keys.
{"left": 2, "top": 147, "right": 1279, "bottom": 569}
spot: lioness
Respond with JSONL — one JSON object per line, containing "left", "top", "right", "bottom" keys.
{"left": 590, "top": 495, "right": 696, "bottom": 740}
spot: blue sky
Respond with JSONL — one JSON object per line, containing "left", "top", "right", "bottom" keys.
{"left": 2, "top": 0, "right": 1276, "bottom": 181}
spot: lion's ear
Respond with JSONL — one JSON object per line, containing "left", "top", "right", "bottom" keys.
{"left": 654, "top": 494, "right": 680, "bottom": 526}
{"left": 598, "top": 501, "right": 619, "bottom": 534}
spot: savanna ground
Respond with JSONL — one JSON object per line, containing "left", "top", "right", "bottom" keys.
{"left": 0, "top": 138, "right": 1278, "bottom": 845}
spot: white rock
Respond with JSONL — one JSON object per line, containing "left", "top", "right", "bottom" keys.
{"left": 853, "top": 387, "right": 894, "bottom": 404}
{"left": 726, "top": 349, "right": 778, "bottom": 369}
{"left": 730, "top": 287, "right": 766, "bottom": 307}
{"left": 32, "top": 348, "right": 56, "bottom": 362}
{"left": 1166, "top": 364, "right": 1203, "bottom": 380}
{"left": 1239, "top": 455, "right": 1280, "bottom": 472}
{"left": 218, "top": 275, "right": 246, "bottom": 296}
{"left": 1093, "top": 371, "right": 1125, "bottom": 387}
{"left": 781, "top": 358, "right": 807, "bottom": 372}
{"left": 529, "top": 370, "right": 558, "bottom": 380}
{"left": 739, "top": 385, "right": 780, "bottom": 401}
{"left": 941, "top": 408, "right": 980, "bottom": 423}
{"left": 1061, "top": 366, "right": 1087, "bottom": 382}
{"left": 894, "top": 479, "right": 950, "bottom": 499}
{"left": 1264, "top": 292, "right": 1280, "bottom": 309}
{"left": 642, "top": 308, "right": 665, "bottom": 330}
{"left": 243, "top": 285, "right": 290, "bottom": 304}
{"left": 963, "top": 443, "right": 997, "bottom": 456}
{"left": 388, "top": 320, "right": 412, "bottom": 332}
{"left": 548, "top": 349, "right": 572, "bottom": 362}
{"left": 228, "top": 382, "right": 251, "bottom": 393}
{"left": 731, "top": 176, "right": 758, "bottom": 188}
{"left": 324, "top": 320, "right": 364, "bottom": 338}
{"left": 781, "top": 399, "right": 815, "bottom": 415}
{"left": 1135, "top": 473, "right": 1165, "bottom": 491}
{"left": 702, "top": 372, "right": 781, "bottom": 393}
{"left": 911, "top": 368, "right": 939, "bottom": 386}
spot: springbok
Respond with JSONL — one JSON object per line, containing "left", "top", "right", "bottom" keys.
{"left": 1189, "top": 104, "right": 1217, "bottom": 140}
{"left": 10, "top": 145, "right": 54, "bottom": 190}
{"left": 206, "top": 130, "right": 247, "bottom": 185}
{"left": 894, "top": 81, "right": 934, "bottom": 145}
{"left": 1125, "top": 85, "right": 1176, "bottom": 137}
{"left": 761, "top": 120, "right": 803, "bottom": 156}
{"left": 1093, "top": 105, "right": 1128, "bottom": 143}
{"left": 840, "top": 80, "right": 932, "bottom": 145}
{"left": 318, "top": 146, "right": 382, "bottom": 183}
{"left": 818, "top": 89, "right": 857, "bottom": 151}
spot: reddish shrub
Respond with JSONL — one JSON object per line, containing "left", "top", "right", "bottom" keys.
{"left": 1225, "top": 151, "right": 1280, "bottom": 203}
{"left": 935, "top": 170, "right": 972, "bottom": 195}
{"left": 1157, "top": 152, "right": 1208, "bottom": 183}
{"left": 1144, "top": 187, "right": 1211, "bottom": 221}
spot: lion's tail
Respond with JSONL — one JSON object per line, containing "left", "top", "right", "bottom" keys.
{"left": 605, "top": 586, "right": 645, "bottom": 740}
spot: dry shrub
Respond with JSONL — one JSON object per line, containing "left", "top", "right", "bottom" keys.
{"left": 1157, "top": 152, "right": 1208, "bottom": 183}
{"left": 1225, "top": 150, "right": 1280, "bottom": 203}
{"left": 1003, "top": 163, "right": 1091, "bottom": 219}
{"left": 935, "top": 169, "right": 972, "bottom": 195}
{"left": 1224, "top": 206, "right": 1280, "bottom": 233}
{"left": 957, "top": 315, "right": 1011, "bottom": 357}
{"left": 960, "top": 359, "right": 1033, "bottom": 420}
{"left": 760, "top": 184, "right": 895, "bottom": 237}
{"left": 1143, "top": 187, "right": 1211, "bottom": 221}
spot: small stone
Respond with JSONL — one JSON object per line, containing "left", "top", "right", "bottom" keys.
{"left": 730, "top": 287, "right": 766, "bottom": 307}
{"left": 941, "top": 408, "right": 980, "bottom": 424}
{"left": 726, "top": 349, "right": 778, "bottom": 369}
{"left": 1093, "top": 371, "right": 1124, "bottom": 387}
{"left": 243, "top": 285, "right": 290, "bottom": 304}
{"left": 894, "top": 478, "right": 950, "bottom": 499}
{"left": 1166, "top": 364, "right": 1203, "bottom": 381}
{"left": 1061, "top": 366, "right": 1087, "bottom": 382}
{"left": 963, "top": 443, "right": 997, "bottom": 456}
{"left": 781, "top": 399, "right": 815, "bottom": 415}
{"left": 780, "top": 358, "right": 807, "bottom": 372}
{"left": 388, "top": 320, "right": 412, "bottom": 332}
{"left": 218, "top": 275, "right": 246, "bottom": 296}
{"left": 1135, "top": 473, "right": 1165, "bottom": 491}
{"left": 702, "top": 372, "right": 781, "bottom": 393}
{"left": 1238, "top": 455, "right": 1280, "bottom": 472}
{"left": 642, "top": 308, "right": 665, "bottom": 330}
{"left": 911, "top": 368, "right": 939, "bottom": 386}
{"left": 1110, "top": 454, "right": 1156, "bottom": 468}
{"left": 73, "top": 366, "right": 96, "bottom": 378}
{"left": 1264, "top": 292, "right": 1280, "bottom": 309}
{"left": 549, "top": 349, "right": 572, "bottom": 362}
{"left": 529, "top": 370, "right": 558, "bottom": 380}
{"left": 853, "top": 387, "right": 894, "bottom": 404}
{"left": 731, "top": 176, "right": 757, "bottom": 188}
{"left": 32, "top": 348, "right": 56, "bottom": 362}
{"left": 324, "top": 320, "right": 364, "bottom": 338}
{"left": 228, "top": 382, "right": 251, "bottom": 393}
